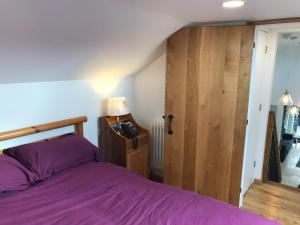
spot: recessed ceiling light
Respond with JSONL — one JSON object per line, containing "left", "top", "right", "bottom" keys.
{"left": 222, "top": 1, "right": 245, "bottom": 8}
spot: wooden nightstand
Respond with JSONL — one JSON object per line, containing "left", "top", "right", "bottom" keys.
{"left": 99, "top": 114, "right": 149, "bottom": 178}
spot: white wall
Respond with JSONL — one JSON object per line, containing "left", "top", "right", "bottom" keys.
{"left": 252, "top": 31, "right": 278, "bottom": 179}
{"left": 133, "top": 52, "right": 166, "bottom": 129}
{"left": 271, "top": 47, "right": 289, "bottom": 140}
{"left": 241, "top": 29, "right": 267, "bottom": 199}
{"left": 283, "top": 46, "right": 300, "bottom": 101}
{"left": 240, "top": 29, "right": 278, "bottom": 205}
{"left": 0, "top": 78, "right": 134, "bottom": 149}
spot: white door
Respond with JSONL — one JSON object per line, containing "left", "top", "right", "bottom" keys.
{"left": 240, "top": 29, "right": 278, "bottom": 206}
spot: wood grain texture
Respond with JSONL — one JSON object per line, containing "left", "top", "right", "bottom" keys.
{"left": 164, "top": 28, "right": 189, "bottom": 187}
{"left": 266, "top": 180, "right": 300, "bottom": 193}
{"left": 262, "top": 112, "right": 281, "bottom": 182}
{"left": 243, "top": 183, "right": 300, "bottom": 225}
{"left": 199, "top": 26, "right": 229, "bottom": 202}
{"left": 164, "top": 25, "right": 255, "bottom": 206}
{"left": 75, "top": 123, "right": 84, "bottom": 137}
{"left": 0, "top": 116, "right": 87, "bottom": 141}
{"left": 195, "top": 26, "right": 213, "bottom": 196}
{"left": 182, "top": 28, "right": 200, "bottom": 191}
{"left": 127, "top": 145, "right": 149, "bottom": 177}
{"left": 219, "top": 26, "right": 242, "bottom": 203}
{"left": 229, "top": 25, "right": 255, "bottom": 205}
{"left": 100, "top": 114, "right": 149, "bottom": 178}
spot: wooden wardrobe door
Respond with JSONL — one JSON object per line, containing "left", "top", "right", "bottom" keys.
{"left": 164, "top": 25, "right": 255, "bottom": 206}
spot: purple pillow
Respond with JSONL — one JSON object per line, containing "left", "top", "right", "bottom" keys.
{"left": 5, "top": 134, "right": 103, "bottom": 181}
{"left": 0, "top": 155, "right": 37, "bottom": 193}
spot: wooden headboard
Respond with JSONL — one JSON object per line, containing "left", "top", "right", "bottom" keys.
{"left": 0, "top": 116, "right": 88, "bottom": 146}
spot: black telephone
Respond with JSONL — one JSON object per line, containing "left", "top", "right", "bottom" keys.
{"left": 121, "top": 122, "right": 139, "bottom": 149}
{"left": 121, "top": 122, "right": 139, "bottom": 137}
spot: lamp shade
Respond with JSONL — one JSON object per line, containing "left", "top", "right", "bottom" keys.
{"left": 107, "top": 97, "right": 129, "bottom": 116}
{"left": 278, "top": 90, "right": 293, "bottom": 106}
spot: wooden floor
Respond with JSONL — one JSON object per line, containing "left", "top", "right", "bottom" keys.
{"left": 243, "top": 183, "right": 300, "bottom": 225}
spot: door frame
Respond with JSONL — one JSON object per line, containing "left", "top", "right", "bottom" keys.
{"left": 242, "top": 20, "right": 300, "bottom": 200}
{"left": 240, "top": 27, "right": 278, "bottom": 206}
{"left": 249, "top": 17, "right": 300, "bottom": 26}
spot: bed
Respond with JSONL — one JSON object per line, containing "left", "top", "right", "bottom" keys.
{"left": 0, "top": 116, "right": 280, "bottom": 225}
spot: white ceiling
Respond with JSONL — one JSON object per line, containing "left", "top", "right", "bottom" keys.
{"left": 1, "top": 0, "right": 300, "bottom": 83}
{"left": 116, "top": 0, "right": 300, "bottom": 22}
{"left": 0, "top": 0, "right": 185, "bottom": 83}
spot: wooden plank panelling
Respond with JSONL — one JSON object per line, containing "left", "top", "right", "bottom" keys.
{"left": 164, "top": 25, "right": 255, "bottom": 206}
{"left": 229, "top": 25, "right": 255, "bottom": 205}
{"left": 182, "top": 28, "right": 200, "bottom": 191}
{"left": 199, "top": 27, "right": 229, "bottom": 201}
{"left": 164, "top": 28, "right": 189, "bottom": 187}
{"left": 219, "top": 26, "right": 243, "bottom": 202}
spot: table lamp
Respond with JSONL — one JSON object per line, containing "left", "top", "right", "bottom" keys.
{"left": 107, "top": 97, "right": 129, "bottom": 129}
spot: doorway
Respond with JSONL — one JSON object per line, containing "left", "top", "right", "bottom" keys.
{"left": 241, "top": 22, "right": 300, "bottom": 206}
{"left": 267, "top": 31, "right": 300, "bottom": 188}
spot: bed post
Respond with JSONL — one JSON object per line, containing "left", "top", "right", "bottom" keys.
{"left": 75, "top": 123, "right": 84, "bottom": 137}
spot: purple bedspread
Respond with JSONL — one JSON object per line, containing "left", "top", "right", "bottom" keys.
{"left": 0, "top": 162, "right": 280, "bottom": 225}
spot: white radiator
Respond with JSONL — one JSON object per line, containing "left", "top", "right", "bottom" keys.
{"left": 150, "top": 121, "right": 164, "bottom": 178}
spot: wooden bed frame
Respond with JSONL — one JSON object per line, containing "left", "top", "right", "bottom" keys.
{"left": 0, "top": 116, "right": 87, "bottom": 152}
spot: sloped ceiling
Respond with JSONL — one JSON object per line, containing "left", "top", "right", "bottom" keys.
{"left": 0, "top": 0, "right": 185, "bottom": 83}
{"left": 0, "top": 0, "right": 300, "bottom": 83}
